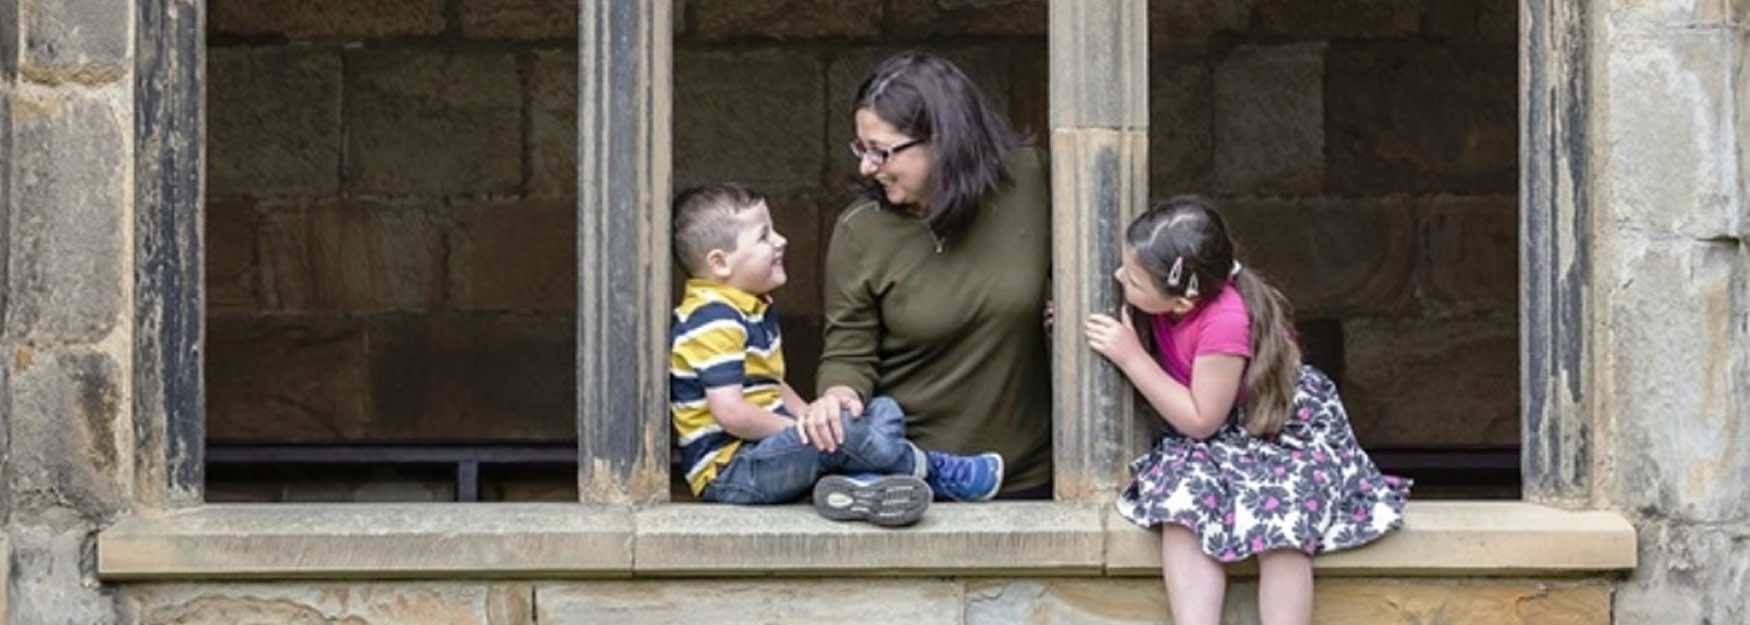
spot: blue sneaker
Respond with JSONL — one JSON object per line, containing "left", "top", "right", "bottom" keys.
{"left": 812, "top": 474, "right": 931, "bottom": 527}
{"left": 925, "top": 451, "right": 1004, "bottom": 502}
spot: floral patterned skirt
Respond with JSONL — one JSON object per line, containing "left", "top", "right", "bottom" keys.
{"left": 1116, "top": 365, "right": 1411, "bottom": 563}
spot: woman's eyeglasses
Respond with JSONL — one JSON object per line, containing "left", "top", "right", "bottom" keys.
{"left": 848, "top": 138, "right": 924, "bottom": 167}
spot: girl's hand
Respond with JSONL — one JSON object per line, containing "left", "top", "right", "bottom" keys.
{"left": 1086, "top": 307, "right": 1144, "bottom": 369}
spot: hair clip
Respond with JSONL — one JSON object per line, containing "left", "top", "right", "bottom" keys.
{"left": 1185, "top": 274, "right": 1201, "bottom": 299}
{"left": 1167, "top": 257, "right": 1184, "bottom": 287}
{"left": 1230, "top": 261, "right": 1243, "bottom": 277}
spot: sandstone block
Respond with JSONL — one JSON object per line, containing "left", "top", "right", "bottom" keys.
{"left": 5, "top": 346, "right": 127, "bottom": 523}
{"left": 1219, "top": 197, "right": 1417, "bottom": 317}
{"left": 825, "top": 46, "right": 1014, "bottom": 190}
{"left": 7, "top": 91, "right": 125, "bottom": 343}
{"left": 1603, "top": 31, "right": 1740, "bottom": 239}
{"left": 528, "top": 50, "right": 576, "bottom": 198}
{"left": 1605, "top": 237, "right": 1748, "bottom": 524}
{"left": 258, "top": 203, "right": 447, "bottom": 313}
{"left": 1149, "top": 0, "right": 1253, "bottom": 45}
{"left": 207, "top": 46, "right": 343, "bottom": 198}
{"left": 368, "top": 313, "right": 575, "bottom": 442}
{"left": 1417, "top": 195, "right": 1519, "bottom": 316}
{"left": 204, "top": 201, "right": 262, "bottom": 314}
{"left": 210, "top": 0, "right": 445, "bottom": 41}
{"left": 7, "top": 525, "right": 120, "bottom": 625}
{"left": 448, "top": 200, "right": 575, "bottom": 312}
{"left": 536, "top": 580, "right": 963, "bottom": 625}
{"left": 1010, "top": 43, "right": 1049, "bottom": 139}
{"left": 204, "top": 316, "right": 371, "bottom": 443}
{"left": 1605, "top": 0, "right": 1738, "bottom": 33}
{"left": 676, "top": 48, "right": 824, "bottom": 192}
{"left": 766, "top": 188, "right": 826, "bottom": 318}
{"left": 1149, "top": 53, "right": 1213, "bottom": 194}
{"left": 1213, "top": 44, "right": 1324, "bottom": 194}
{"left": 21, "top": 0, "right": 128, "bottom": 82}
{"left": 1327, "top": 41, "right": 1517, "bottom": 194}
{"left": 461, "top": 0, "right": 576, "bottom": 40}
{"left": 1428, "top": 0, "right": 1518, "bottom": 43}
{"left": 1252, "top": 0, "right": 1420, "bottom": 39}
{"left": 694, "top": 0, "right": 881, "bottom": 39}
{"left": 1615, "top": 521, "right": 1750, "bottom": 625}
{"left": 779, "top": 313, "right": 822, "bottom": 399}
{"left": 1343, "top": 316, "right": 1520, "bottom": 448}
{"left": 887, "top": 0, "right": 1045, "bottom": 36}
{"left": 129, "top": 583, "right": 533, "bottom": 625}
{"left": 346, "top": 50, "right": 523, "bottom": 196}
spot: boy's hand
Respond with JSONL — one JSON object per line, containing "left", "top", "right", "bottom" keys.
{"left": 1086, "top": 307, "right": 1144, "bottom": 370}
{"left": 800, "top": 386, "right": 862, "bottom": 452}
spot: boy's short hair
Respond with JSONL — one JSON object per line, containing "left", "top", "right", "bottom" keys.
{"left": 672, "top": 182, "right": 768, "bottom": 277}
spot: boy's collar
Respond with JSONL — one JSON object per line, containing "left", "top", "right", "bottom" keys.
{"left": 683, "top": 278, "right": 770, "bottom": 313}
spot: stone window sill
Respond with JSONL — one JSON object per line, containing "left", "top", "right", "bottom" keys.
{"left": 96, "top": 501, "right": 1634, "bottom": 581}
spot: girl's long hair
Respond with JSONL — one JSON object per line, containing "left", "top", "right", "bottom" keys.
{"left": 1126, "top": 195, "right": 1301, "bottom": 436}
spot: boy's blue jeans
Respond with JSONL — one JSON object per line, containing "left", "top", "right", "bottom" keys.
{"left": 701, "top": 396, "right": 923, "bottom": 505}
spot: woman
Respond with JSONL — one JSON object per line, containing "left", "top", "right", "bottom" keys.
{"left": 802, "top": 52, "right": 1053, "bottom": 499}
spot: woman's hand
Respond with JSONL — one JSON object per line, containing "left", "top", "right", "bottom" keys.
{"left": 800, "top": 386, "right": 864, "bottom": 452}
{"left": 1086, "top": 307, "right": 1145, "bottom": 370}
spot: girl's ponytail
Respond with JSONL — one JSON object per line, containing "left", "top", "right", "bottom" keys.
{"left": 1232, "top": 268, "right": 1300, "bottom": 437}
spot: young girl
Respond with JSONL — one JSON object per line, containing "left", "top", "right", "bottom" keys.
{"left": 1085, "top": 196, "right": 1410, "bottom": 625}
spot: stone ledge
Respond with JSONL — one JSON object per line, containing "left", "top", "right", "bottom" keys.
{"left": 97, "top": 504, "right": 634, "bottom": 580}
{"left": 634, "top": 502, "right": 1105, "bottom": 576}
{"left": 1106, "top": 501, "right": 1639, "bottom": 576}
{"left": 96, "top": 501, "right": 1636, "bottom": 581}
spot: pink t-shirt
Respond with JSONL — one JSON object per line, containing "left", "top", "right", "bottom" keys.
{"left": 1148, "top": 284, "right": 1252, "bottom": 386}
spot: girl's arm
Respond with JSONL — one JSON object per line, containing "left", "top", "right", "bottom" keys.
{"left": 1086, "top": 310, "right": 1245, "bottom": 439}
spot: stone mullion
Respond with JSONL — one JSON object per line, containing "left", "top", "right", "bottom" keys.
{"left": 1048, "top": 0, "right": 1149, "bottom": 502}
{"left": 576, "top": 0, "right": 672, "bottom": 504}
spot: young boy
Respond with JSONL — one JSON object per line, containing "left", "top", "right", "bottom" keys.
{"left": 669, "top": 183, "right": 1002, "bottom": 526}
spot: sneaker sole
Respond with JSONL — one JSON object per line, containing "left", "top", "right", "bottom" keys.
{"left": 812, "top": 475, "right": 930, "bottom": 527}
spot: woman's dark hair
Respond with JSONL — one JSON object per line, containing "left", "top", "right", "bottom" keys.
{"left": 852, "top": 52, "right": 1026, "bottom": 239}
{"left": 1126, "top": 195, "right": 1301, "bottom": 437}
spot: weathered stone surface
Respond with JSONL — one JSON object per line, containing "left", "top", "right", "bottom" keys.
{"left": 207, "top": 46, "right": 343, "bottom": 198}
{"left": 1213, "top": 44, "right": 1323, "bottom": 194}
{"left": 102, "top": 506, "right": 632, "bottom": 578}
{"left": 7, "top": 90, "right": 124, "bottom": 343}
{"left": 368, "top": 313, "right": 574, "bottom": 442}
{"left": 1416, "top": 195, "right": 1518, "bottom": 315}
{"left": 676, "top": 48, "right": 824, "bottom": 192}
{"left": 887, "top": 0, "right": 1045, "bottom": 35}
{"left": 448, "top": 200, "right": 575, "bottom": 312}
{"left": 128, "top": 583, "right": 534, "bottom": 625}
{"left": 528, "top": 50, "right": 576, "bottom": 198}
{"left": 8, "top": 524, "right": 119, "bottom": 625}
{"left": 1219, "top": 197, "right": 1416, "bottom": 317}
{"left": 204, "top": 201, "right": 262, "bottom": 314}
{"left": 461, "top": 0, "right": 577, "bottom": 40}
{"left": 1149, "top": 53, "right": 1213, "bottom": 194}
{"left": 1615, "top": 521, "right": 1750, "bottom": 625}
{"left": 346, "top": 50, "right": 523, "bottom": 196}
{"left": 1148, "top": 0, "right": 1253, "bottom": 45}
{"left": 825, "top": 46, "right": 1014, "bottom": 191}
{"left": 1603, "top": 30, "right": 1740, "bottom": 239}
{"left": 204, "top": 316, "right": 371, "bottom": 442}
{"left": 1606, "top": 0, "right": 1738, "bottom": 32}
{"left": 1605, "top": 237, "right": 1749, "bottom": 524}
{"left": 21, "top": 0, "right": 128, "bottom": 82}
{"left": 1252, "top": 0, "right": 1421, "bottom": 39}
{"left": 537, "top": 580, "right": 963, "bottom": 625}
{"left": 210, "top": 0, "right": 446, "bottom": 41}
{"left": 1428, "top": 0, "right": 1518, "bottom": 43}
{"left": 1327, "top": 41, "right": 1517, "bottom": 194}
{"left": 5, "top": 346, "right": 127, "bottom": 523}
{"left": 1343, "top": 316, "right": 1520, "bottom": 448}
{"left": 965, "top": 579, "right": 1237, "bottom": 625}
{"left": 694, "top": 0, "right": 881, "bottom": 39}
{"left": 259, "top": 203, "right": 447, "bottom": 312}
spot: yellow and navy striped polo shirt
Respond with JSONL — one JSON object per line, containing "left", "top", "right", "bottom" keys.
{"left": 670, "top": 279, "right": 788, "bottom": 495}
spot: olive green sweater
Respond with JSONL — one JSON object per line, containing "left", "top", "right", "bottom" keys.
{"left": 816, "top": 147, "right": 1053, "bottom": 495}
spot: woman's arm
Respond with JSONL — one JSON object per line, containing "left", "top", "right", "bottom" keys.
{"left": 805, "top": 212, "right": 881, "bottom": 450}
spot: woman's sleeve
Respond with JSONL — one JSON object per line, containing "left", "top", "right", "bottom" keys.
{"left": 815, "top": 213, "right": 881, "bottom": 400}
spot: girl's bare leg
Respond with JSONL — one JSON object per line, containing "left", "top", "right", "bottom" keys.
{"left": 1160, "top": 525, "right": 1227, "bottom": 625}
{"left": 1256, "top": 548, "right": 1313, "bottom": 625}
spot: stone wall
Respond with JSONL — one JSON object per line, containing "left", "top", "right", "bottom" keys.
{"left": 203, "top": 0, "right": 1521, "bottom": 482}
{"left": 122, "top": 577, "right": 1613, "bottom": 625}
